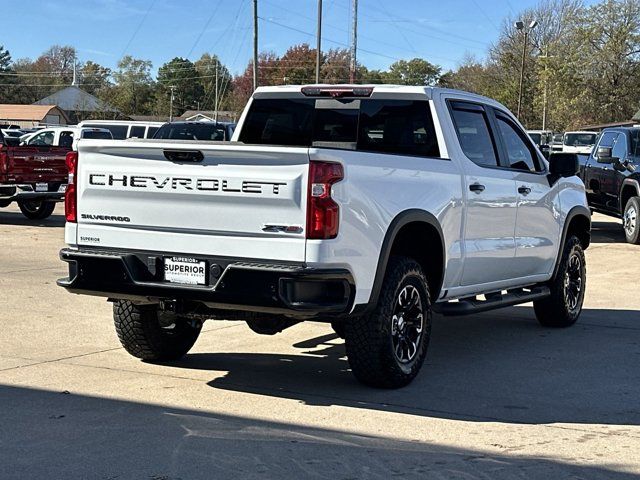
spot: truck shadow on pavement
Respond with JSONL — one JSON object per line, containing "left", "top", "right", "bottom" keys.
{"left": 173, "top": 306, "right": 640, "bottom": 426}
{"left": 0, "top": 384, "right": 635, "bottom": 480}
{"left": 591, "top": 219, "right": 626, "bottom": 243}
{"left": 0, "top": 210, "right": 65, "bottom": 227}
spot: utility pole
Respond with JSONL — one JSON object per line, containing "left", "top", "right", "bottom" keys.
{"left": 315, "top": 0, "right": 323, "bottom": 84}
{"left": 214, "top": 58, "right": 219, "bottom": 122}
{"left": 515, "top": 20, "right": 538, "bottom": 121}
{"left": 169, "top": 85, "right": 176, "bottom": 122}
{"left": 253, "top": 0, "right": 259, "bottom": 90}
{"left": 349, "top": 0, "right": 358, "bottom": 83}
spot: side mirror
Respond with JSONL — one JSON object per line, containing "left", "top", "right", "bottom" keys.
{"left": 549, "top": 152, "right": 579, "bottom": 178}
{"left": 596, "top": 146, "right": 615, "bottom": 163}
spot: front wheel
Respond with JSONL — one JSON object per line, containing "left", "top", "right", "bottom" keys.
{"left": 17, "top": 200, "right": 56, "bottom": 220}
{"left": 534, "top": 235, "right": 586, "bottom": 328}
{"left": 623, "top": 196, "right": 640, "bottom": 244}
{"left": 344, "top": 256, "right": 432, "bottom": 388}
{"left": 113, "top": 301, "right": 202, "bottom": 361}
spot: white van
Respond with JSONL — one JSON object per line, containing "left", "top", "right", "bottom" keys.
{"left": 77, "top": 120, "right": 164, "bottom": 140}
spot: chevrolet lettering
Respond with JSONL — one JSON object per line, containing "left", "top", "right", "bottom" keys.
{"left": 88, "top": 174, "right": 286, "bottom": 195}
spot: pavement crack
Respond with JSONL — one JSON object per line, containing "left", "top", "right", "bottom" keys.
{"left": 0, "top": 347, "right": 123, "bottom": 373}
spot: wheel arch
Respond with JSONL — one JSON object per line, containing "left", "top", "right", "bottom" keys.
{"left": 551, "top": 205, "right": 591, "bottom": 281}
{"left": 359, "top": 209, "right": 445, "bottom": 314}
{"left": 620, "top": 178, "right": 640, "bottom": 214}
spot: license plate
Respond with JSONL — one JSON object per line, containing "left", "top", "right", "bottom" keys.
{"left": 164, "top": 257, "right": 206, "bottom": 285}
{"left": 35, "top": 183, "right": 48, "bottom": 192}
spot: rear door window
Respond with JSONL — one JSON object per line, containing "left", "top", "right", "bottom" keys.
{"left": 449, "top": 102, "right": 498, "bottom": 167}
{"left": 59, "top": 131, "right": 74, "bottom": 148}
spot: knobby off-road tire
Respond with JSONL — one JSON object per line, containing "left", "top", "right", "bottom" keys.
{"left": 534, "top": 235, "right": 586, "bottom": 328}
{"left": 17, "top": 200, "right": 56, "bottom": 220}
{"left": 345, "top": 256, "right": 432, "bottom": 389}
{"left": 113, "top": 300, "right": 202, "bottom": 361}
{"left": 623, "top": 196, "right": 640, "bottom": 244}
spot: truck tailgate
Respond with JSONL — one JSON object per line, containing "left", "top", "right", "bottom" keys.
{"left": 3, "top": 146, "right": 69, "bottom": 183}
{"left": 74, "top": 141, "right": 309, "bottom": 262}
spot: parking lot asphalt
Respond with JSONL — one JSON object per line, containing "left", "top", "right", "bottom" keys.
{"left": 0, "top": 203, "right": 639, "bottom": 479}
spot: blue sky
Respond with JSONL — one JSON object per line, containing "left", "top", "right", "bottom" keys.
{"left": 3, "top": 0, "right": 564, "bottom": 76}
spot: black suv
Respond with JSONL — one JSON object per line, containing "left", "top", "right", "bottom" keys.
{"left": 153, "top": 121, "right": 236, "bottom": 141}
{"left": 580, "top": 127, "right": 640, "bottom": 243}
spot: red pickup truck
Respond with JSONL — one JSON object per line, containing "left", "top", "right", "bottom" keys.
{"left": 0, "top": 133, "right": 69, "bottom": 219}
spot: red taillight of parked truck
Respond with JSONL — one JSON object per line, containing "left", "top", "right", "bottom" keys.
{"left": 65, "top": 151, "right": 78, "bottom": 222}
{"left": 306, "top": 160, "right": 344, "bottom": 240}
{"left": 0, "top": 148, "right": 8, "bottom": 175}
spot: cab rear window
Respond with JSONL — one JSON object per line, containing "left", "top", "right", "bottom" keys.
{"left": 239, "top": 98, "right": 440, "bottom": 157}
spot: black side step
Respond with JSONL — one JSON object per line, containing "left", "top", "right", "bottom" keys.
{"left": 433, "top": 286, "right": 550, "bottom": 316}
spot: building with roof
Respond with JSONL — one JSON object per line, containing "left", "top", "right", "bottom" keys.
{"left": 580, "top": 109, "right": 640, "bottom": 132}
{"left": 0, "top": 104, "right": 69, "bottom": 128}
{"left": 33, "top": 85, "right": 119, "bottom": 123}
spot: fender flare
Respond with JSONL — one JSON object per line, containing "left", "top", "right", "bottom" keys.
{"left": 551, "top": 205, "right": 591, "bottom": 281}
{"left": 620, "top": 178, "right": 640, "bottom": 210}
{"left": 356, "top": 209, "right": 445, "bottom": 315}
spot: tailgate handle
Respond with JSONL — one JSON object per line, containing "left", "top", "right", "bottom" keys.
{"left": 163, "top": 150, "right": 204, "bottom": 163}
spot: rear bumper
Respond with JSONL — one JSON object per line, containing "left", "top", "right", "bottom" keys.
{"left": 57, "top": 247, "right": 355, "bottom": 318}
{"left": 0, "top": 183, "right": 66, "bottom": 201}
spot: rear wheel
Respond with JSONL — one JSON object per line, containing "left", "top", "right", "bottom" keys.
{"left": 113, "top": 300, "right": 202, "bottom": 361}
{"left": 623, "top": 196, "right": 640, "bottom": 244}
{"left": 344, "top": 256, "right": 432, "bottom": 388}
{"left": 534, "top": 235, "right": 586, "bottom": 328}
{"left": 17, "top": 200, "right": 56, "bottom": 220}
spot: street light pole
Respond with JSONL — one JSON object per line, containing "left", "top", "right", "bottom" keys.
{"left": 515, "top": 20, "right": 538, "bottom": 122}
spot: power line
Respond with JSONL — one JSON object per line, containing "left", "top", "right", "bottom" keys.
{"left": 118, "top": 0, "right": 157, "bottom": 61}
{"left": 260, "top": 16, "right": 403, "bottom": 63}
{"left": 185, "top": 0, "right": 225, "bottom": 58}
{"left": 469, "top": 0, "right": 502, "bottom": 33}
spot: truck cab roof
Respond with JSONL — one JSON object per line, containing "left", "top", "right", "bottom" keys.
{"left": 252, "top": 84, "right": 506, "bottom": 107}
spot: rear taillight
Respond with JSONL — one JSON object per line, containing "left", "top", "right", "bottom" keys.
{"left": 0, "top": 149, "right": 7, "bottom": 175}
{"left": 65, "top": 151, "right": 78, "bottom": 223}
{"left": 306, "top": 161, "right": 344, "bottom": 239}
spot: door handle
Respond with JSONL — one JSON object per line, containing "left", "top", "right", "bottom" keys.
{"left": 518, "top": 186, "right": 532, "bottom": 195}
{"left": 469, "top": 183, "right": 485, "bottom": 193}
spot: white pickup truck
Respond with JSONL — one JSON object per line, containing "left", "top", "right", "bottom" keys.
{"left": 58, "top": 85, "right": 591, "bottom": 388}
